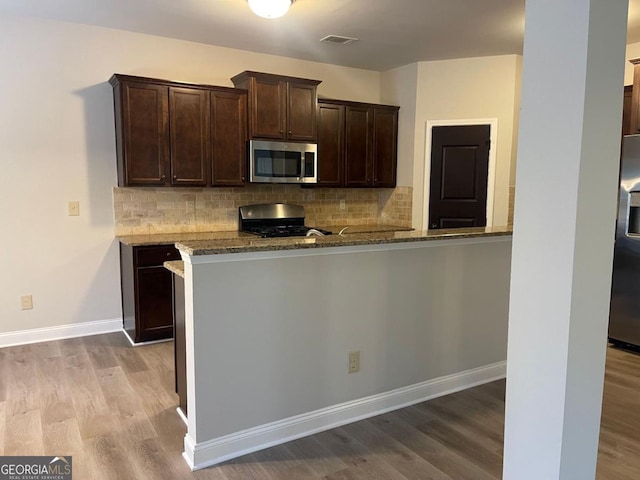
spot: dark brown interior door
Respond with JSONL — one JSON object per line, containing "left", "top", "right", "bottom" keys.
{"left": 429, "top": 125, "right": 490, "bottom": 229}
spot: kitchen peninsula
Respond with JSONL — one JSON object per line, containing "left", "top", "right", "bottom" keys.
{"left": 171, "top": 226, "right": 512, "bottom": 470}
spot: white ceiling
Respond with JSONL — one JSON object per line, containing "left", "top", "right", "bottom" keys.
{"left": 1, "top": 0, "right": 640, "bottom": 72}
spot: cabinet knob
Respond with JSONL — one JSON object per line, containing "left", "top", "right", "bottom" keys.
{"left": 161, "top": 174, "right": 166, "bottom": 180}
{"left": 280, "top": 130, "right": 284, "bottom": 134}
{"left": 288, "top": 131, "right": 292, "bottom": 135}
{"left": 241, "top": 176, "right": 245, "bottom": 181}
{"left": 173, "top": 175, "right": 177, "bottom": 180}
{"left": 166, "top": 252, "right": 172, "bottom": 257}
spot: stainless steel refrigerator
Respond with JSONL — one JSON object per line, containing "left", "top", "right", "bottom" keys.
{"left": 610, "top": 134, "right": 640, "bottom": 348}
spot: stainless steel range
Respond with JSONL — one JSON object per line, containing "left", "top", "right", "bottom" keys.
{"left": 239, "top": 203, "right": 332, "bottom": 238}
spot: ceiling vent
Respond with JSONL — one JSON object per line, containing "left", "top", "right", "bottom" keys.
{"left": 320, "top": 35, "right": 359, "bottom": 46}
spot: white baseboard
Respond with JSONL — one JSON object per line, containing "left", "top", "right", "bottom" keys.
{"left": 0, "top": 318, "right": 122, "bottom": 348}
{"left": 177, "top": 407, "right": 188, "bottom": 426}
{"left": 122, "top": 328, "right": 173, "bottom": 347}
{"left": 183, "top": 360, "right": 507, "bottom": 471}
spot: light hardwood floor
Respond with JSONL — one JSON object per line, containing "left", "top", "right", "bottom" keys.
{"left": 1, "top": 332, "right": 639, "bottom": 479}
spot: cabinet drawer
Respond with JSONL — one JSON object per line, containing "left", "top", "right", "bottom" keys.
{"left": 134, "top": 245, "right": 180, "bottom": 267}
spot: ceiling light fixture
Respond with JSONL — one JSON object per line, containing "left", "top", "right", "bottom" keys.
{"left": 247, "top": 0, "right": 295, "bottom": 19}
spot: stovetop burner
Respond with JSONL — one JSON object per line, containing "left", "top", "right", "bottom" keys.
{"left": 239, "top": 203, "right": 332, "bottom": 238}
{"left": 245, "top": 225, "right": 332, "bottom": 238}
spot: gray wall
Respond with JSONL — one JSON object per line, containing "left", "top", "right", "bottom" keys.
{"left": 188, "top": 239, "right": 512, "bottom": 442}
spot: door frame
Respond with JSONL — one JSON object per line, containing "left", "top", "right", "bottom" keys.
{"left": 423, "top": 118, "right": 498, "bottom": 229}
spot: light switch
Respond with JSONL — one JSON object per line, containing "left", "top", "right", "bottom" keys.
{"left": 68, "top": 201, "right": 80, "bottom": 216}
{"left": 21, "top": 295, "right": 33, "bottom": 310}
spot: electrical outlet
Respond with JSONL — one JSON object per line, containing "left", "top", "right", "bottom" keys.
{"left": 68, "top": 201, "right": 80, "bottom": 216}
{"left": 21, "top": 295, "right": 33, "bottom": 310}
{"left": 340, "top": 199, "right": 346, "bottom": 210}
{"left": 348, "top": 350, "right": 360, "bottom": 374}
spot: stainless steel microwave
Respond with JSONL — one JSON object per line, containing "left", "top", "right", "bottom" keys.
{"left": 249, "top": 140, "right": 317, "bottom": 184}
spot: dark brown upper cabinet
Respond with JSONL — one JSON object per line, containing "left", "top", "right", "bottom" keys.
{"left": 345, "top": 105, "right": 373, "bottom": 187}
{"left": 316, "top": 102, "right": 345, "bottom": 187}
{"left": 110, "top": 74, "right": 247, "bottom": 187}
{"left": 111, "top": 80, "right": 169, "bottom": 186}
{"left": 372, "top": 107, "right": 399, "bottom": 188}
{"left": 169, "top": 87, "right": 210, "bottom": 186}
{"left": 231, "top": 71, "right": 321, "bottom": 142}
{"left": 210, "top": 90, "right": 247, "bottom": 186}
{"left": 318, "top": 99, "right": 399, "bottom": 188}
{"left": 624, "top": 84, "right": 633, "bottom": 136}
{"left": 630, "top": 59, "right": 640, "bottom": 135}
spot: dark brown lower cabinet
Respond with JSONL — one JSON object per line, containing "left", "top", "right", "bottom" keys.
{"left": 120, "top": 244, "right": 180, "bottom": 343}
{"left": 172, "top": 273, "right": 187, "bottom": 416}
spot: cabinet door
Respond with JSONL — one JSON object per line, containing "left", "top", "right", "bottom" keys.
{"left": 135, "top": 266, "right": 175, "bottom": 342}
{"left": 120, "top": 82, "right": 170, "bottom": 185}
{"left": 169, "top": 87, "right": 210, "bottom": 186}
{"left": 317, "top": 103, "right": 344, "bottom": 186}
{"left": 344, "top": 106, "right": 373, "bottom": 187}
{"left": 250, "top": 76, "right": 286, "bottom": 140}
{"left": 211, "top": 91, "right": 247, "bottom": 186}
{"left": 372, "top": 107, "right": 398, "bottom": 187}
{"left": 623, "top": 85, "right": 633, "bottom": 136}
{"left": 173, "top": 274, "right": 187, "bottom": 415}
{"left": 122, "top": 244, "right": 179, "bottom": 343}
{"left": 287, "top": 82, "right": 317, "bottom": 142}
{"left": 632, "top": 62, "right": 640, "bottom": 135}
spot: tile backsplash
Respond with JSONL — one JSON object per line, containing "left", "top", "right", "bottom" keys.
{"left": 113, "top": 185, "right": 413, "bottom": 235}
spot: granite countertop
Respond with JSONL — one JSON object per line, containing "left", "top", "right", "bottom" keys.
{"left": 116, "top": 224, "right": 412, "bottom": 247}
{"left": 117, "top": 230, "right": 251, "bottom": 247}
{"left": 176, "top": 226, "right": 513, "bottom": 256}
{"left": 317, "top": 224, "right": 413, "bottom": 234}
{"left": 164, "top": 260, "right": 184, "bottom": 278}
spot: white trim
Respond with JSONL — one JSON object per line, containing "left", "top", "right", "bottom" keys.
{"left": 181, "top": 235, "right": 512, "bottom": 265}
{"left": 183, "top": 360, "right": 506, "bottom": 471}
{"left": 0, "top": 318, "right": 122, "bottom": 348}
{"left": 176, "top": 407, "right": 188, "bottom": 426}
{"left": 122, "top": 328, "right": 173, "bottom": 347}
{"left": 423, "top": 118, "right": 499, "bottom": 229}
